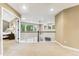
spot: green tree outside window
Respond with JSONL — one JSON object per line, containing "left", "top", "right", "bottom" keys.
{"left": 21, "top": 24, "right": 25, "bottom": 32}
{"left": 26, "top": 25, "right": 33, "bottom": 31}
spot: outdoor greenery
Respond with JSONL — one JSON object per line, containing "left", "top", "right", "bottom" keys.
{"left": 21, "top": 24, "right": 25, "bottom": 32}
{"left": 26, "top": 25, "right": 33, "bottom": 31}
{"left": 21, "top": 23, "right": 37, "bottom": 32}
{"left": 21, "top": 23, "right": 54, "bottom": 32}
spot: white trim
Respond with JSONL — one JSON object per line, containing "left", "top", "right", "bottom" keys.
{"left": 1, "top": 7, "right": 3, "bottom": 56}
{"left": 55, "top": 40, "right": 79, "bottom": 52}
{"left": 2, "top": 7, "right": 19, "bottom": 18}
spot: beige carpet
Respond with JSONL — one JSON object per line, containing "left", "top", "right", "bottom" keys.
{"left": 3, "top": 40, "right": 79, "bottom": 56}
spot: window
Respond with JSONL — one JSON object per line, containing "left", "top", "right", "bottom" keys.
{"left": 21, "top": 23, "right": 38, "bottom": 32}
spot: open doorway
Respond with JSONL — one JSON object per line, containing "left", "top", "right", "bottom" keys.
{"left": 2, "top": 8, "right": 20, "bottom": 55}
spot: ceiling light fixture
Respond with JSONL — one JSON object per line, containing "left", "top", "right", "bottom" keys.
{"left": 22, "top": 5, "right": 27, "bottom": 10}
{"left": 22, "top": 17, "right": 26, "bottom": 19}
{"left": 50, "top": 8, "right": 54, "bottom": 12}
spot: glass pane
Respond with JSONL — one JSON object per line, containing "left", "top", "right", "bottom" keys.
{"left": 21, "top": 24, "right": 25, "bottom": 32}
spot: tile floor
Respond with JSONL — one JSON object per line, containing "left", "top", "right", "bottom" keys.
{"left": 3, "top": 40, "right": 79, "bottom": 56}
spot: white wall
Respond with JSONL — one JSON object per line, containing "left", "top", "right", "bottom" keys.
{"left": 3, "top": 20, "right": 9, "bottom": 32}
{"left": 20, "top": 33, "right": 38, "bottom": 43}
{"left": 21, "top": 15, "right": 55, "bottom": 24}
{"left": 20, "top": 33, "right": 55, "bottom": 43}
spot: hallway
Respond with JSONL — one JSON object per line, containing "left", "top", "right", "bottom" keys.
{"left": 3, "top": 40, "right": 79, "bottom": 56}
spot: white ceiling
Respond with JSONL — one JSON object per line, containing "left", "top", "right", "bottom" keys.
{"left": 8, "top": 3, "right": 79, "bottom": 16}
{"left": 3, "top": 9, "right": 16, "bottom": 22}
{"left": 8, "top": 3, "right": 79, "bottom": 24}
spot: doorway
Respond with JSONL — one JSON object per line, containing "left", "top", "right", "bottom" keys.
{"left": 2, "top": 7, "right": 20, "bottom": 54}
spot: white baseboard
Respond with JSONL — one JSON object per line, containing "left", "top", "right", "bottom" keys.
{"left": 55, "top": 41, "right": 79, "bottom": 52}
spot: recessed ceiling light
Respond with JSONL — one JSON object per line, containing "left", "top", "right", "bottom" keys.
{"left": 22, "top": 17, "right": 26, "bottom": 19}
{"left": 22, "top": 5, "right": 27, "bottom": 10}
{"left": 50, "top": 8, "right": 54, "bottom": 11}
